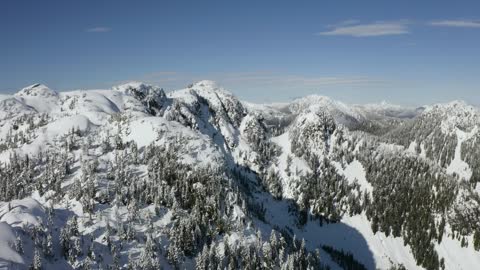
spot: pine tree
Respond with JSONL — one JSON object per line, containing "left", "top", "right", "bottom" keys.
{"left": 167, "top": 241, "right": 181, "bottom": 268}
{"left": 73, "top": 237, "right": 83, "bottom": 259}
{"left": 195, "top": 244, "right": 208, "bottom": 270}
{"left": 14, "top": 233, "right": 24, "bottom": 255}
{"left": 474, "top": 230, "right": 480, "bottom": 251}
{"left": 127, "top": 251, "right": 136, "bottom": 270}
{"left": 139, "top": 235, "right": 160, "bottom": 270}
{"left": 87, "top": 238, "right": 97, "bottom": 262}
{"left": 111, "top": 245, "right": 120, "bottom": 270}
{"left": 44, "top": 232, "right": 53, "bottom": 258}
{"left": 60, "top": 226, "right": 70, "bottom": 258}
{"left": 82, "top": 257, "right": 93, "bottom": 270}
{"left": 33, "top": 247, "right": 42, "bottom": 270}
{"left": 105, "top": 222, "right": 112, "bottom": 249}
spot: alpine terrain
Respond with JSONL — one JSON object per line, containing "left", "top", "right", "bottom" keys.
{"left": 0, "top": 80, "right": 479, "bottom": 270}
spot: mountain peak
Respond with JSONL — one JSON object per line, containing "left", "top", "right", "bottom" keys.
{"left": 287, "top": 94, "right": 365, "bottom": 126}
{"left": 192, "top": 80, "right": 219, "bottom": 90}
{"left": 441, "top": 100, "right": 469, "bottom": 109}
{"left": 419, "top": 100, "right": 479, "bottom": 135}
{"left": 113, "top": 81, "right": 159, "bottom": 92}
{"left": 113, "top": 81, "right": 166, "bottom": 98}
{"left": 424, "top": 100, "right": 477, "bottom": 115}
{"left": 15, "top": 83, "right": 58, "bottom": 98}
{"left": 292, "top": 94, "right": 332, "bottom": 103}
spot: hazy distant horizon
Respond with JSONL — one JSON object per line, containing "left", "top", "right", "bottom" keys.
{"left": 2, "top": 0, "right": 480, "bottom": 106}
{"left": 2, "top": 79, "right": 479, "bottom": 108}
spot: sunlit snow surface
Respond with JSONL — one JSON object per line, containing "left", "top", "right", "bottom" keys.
{"left": 446, "top": 126, "right": 478, "bottom": 180}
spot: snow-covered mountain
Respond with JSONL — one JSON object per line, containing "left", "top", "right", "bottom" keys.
{"left": 0, "top": 80, "right": 479, "bottom": 270}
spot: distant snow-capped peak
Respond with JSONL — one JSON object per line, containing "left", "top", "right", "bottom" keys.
{"left": 113, "top": 81, "right": 166, "bottom": 98}
{"left": 15, "top": 83, "right": 58, "bottom": 98}
{"left": 419, "top": 100, "right": 479, "bottom": 135}
{"left": 192, "top": 80, "right": 220, "bottom": 89}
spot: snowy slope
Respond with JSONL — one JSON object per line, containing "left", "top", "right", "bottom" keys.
{"left": 446, "top": 126, "right": 478, "bottom": 180}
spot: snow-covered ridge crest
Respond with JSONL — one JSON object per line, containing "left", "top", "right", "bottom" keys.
{"left": 0, "top": 97, "right": 36, "bottom": 120}
{"left": 358, "top": 100, "right": 421, "bottom": 119}
{"left": 289, "top": 107, "right": 337, "bottom": 158}
{"left": 112, "top": 81, "right": 167, "bottom": 116}
{"left": 169, "top": 80, "right": 247, "bottom": 128}
{"left": 112, "top": 81, "right": 165, "bottom": 98}
{"left": 288, "top": 95, "right": 365, "bottom": 126}
{"left": 192, "top": 79, "right": 220, "bottom": 89}
{"left": 422, "top": 100, "right": 480, "bottom": 135}
{"left": 423, "top": 100, "right": 474, "bottom": 113}
{"left": 15, "top": 83, "right": 59, "bottom": 99}
{"left": 13, "top": 84, "right": 59, "bottom": 113}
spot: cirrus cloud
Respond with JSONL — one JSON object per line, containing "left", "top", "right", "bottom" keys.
{"left": 317, "top": 21, "right": 410, "bottom": 37}
{"left": 429, "top": 20, "right": 480, "bottom": 28}
{"left": 116, "top": 71, "right": 384, "bottom": 90}
{"left": 85, "top": 27, "right": 111, "bottom": 33}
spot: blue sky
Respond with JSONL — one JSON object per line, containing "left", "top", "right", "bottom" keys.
{"left": 1, "top": 0, "right": 480, "bottom": 105}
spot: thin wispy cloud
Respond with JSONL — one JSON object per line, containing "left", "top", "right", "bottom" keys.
{"left": 216, "top": 72, "right": 382, "bottom": 87}
{"left": 85, "top": 27, "right": 111, "bottom": 33}
{"left": 326, "top": 19, "right": 361, "bottom": 28}
{"left": 429, "top": 20, "right": 480, "bottom": 28}
{"left": 109, "top": 70, "right": 389, "bottom": 103}
{"left": 317, "top": 21, "right": 410, "bottom": 37}
{"left": 118, "top": 71, "right": 384, "bottom": 90}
